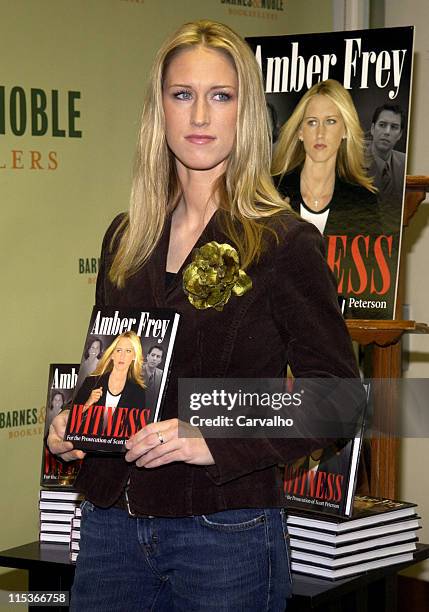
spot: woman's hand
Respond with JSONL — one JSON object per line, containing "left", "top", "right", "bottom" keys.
{"left": 125, "top": 418, "right": 214, "bottom": 468}
{"left": 84, "top": 387, "right": 103, "bottom": 409}
{"left": 47, "top": 411, "right": 86, "bottom": 462}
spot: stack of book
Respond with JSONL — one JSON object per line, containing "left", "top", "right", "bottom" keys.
{"left": 286, "top": 495, "right": 420, "bottom": 580}
{"left": 39, "top": 364, "right": 83, "bottom": 547}
{"left": 70, "top": 507, "right": 81, "bottom": 563}
{"left": 39, "top": 490, "right": 83, "bottom": 544}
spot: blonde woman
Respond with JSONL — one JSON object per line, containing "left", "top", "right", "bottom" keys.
{"left": 272, "top": 79, "right": 379, "bottom": 237}
{"left": 48, "top": 22, "right": 360, "bottom": 611}
{"left": 73, "top": 331, "right": 145, "bottom": 418}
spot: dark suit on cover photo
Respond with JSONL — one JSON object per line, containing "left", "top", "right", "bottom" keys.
{"left": 277, "top": 171, "right": 395, "bottom": 319}
{"left": 74, "top": 372, "right": 146, "bottom": 413}
{"left": 277, "top": 170, "right": 381, "bottom": 238}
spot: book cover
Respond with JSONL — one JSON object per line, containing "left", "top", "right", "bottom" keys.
{"left": 284, "top": 389, "right": 367, "bottom": 517}
{"left": 40, "top": 364, "right": 82, "bottom": 488}
{"left": 246, "top": 26, "right": 414, "bottom": 319}
{"left": 284, "top": 435, "right": 363, "bottom": 518}
{"left": 64, "top": 306, "right": 180, "bottom": 453}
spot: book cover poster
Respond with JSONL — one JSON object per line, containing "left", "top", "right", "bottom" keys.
{"left": 40, "top": 364, "right": 82, "bottom": 488}
{"left": 247, "top": 26, "right": 414, "bottom": 319}
{"left": 64, "top": 306, "right": 180, "bottom": 453}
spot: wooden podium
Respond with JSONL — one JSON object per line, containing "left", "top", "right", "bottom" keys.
{"left": 346, "top": 176, "right": 429, "bottom": 500}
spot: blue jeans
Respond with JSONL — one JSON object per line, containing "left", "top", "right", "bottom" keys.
{"left": 71, "top": 503, "right": 292, "bottom": 611}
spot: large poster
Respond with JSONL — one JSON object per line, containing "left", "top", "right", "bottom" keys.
{"left": 247, "top": 27, "right": 414, "bottom": 319}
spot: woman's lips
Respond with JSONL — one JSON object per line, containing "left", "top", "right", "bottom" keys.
{"left": 314, "top": 143, "right": 327, "bottom": 150}
{"left": 185, "top": 135, "right": 216, "bottom": 144}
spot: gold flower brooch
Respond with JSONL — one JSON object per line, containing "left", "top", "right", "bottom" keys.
{"left": 183, "top": 241, "right": 252, "bottom": 311}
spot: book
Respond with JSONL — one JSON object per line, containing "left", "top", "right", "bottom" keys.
{"left": 40, "top": 490, "right": 82, "bottom": 501}
{"left": 39, "top": 511, "right": 75, "bottom": 523}
{"left": 287, "top": 517, "right": 420, "bottom": 546}
{"left": 291, "top": 552, "right": 414, "bottom": 580}
{"left": 64, "top": 306, "right": 180, "bottom": 453}
{"left": 247, "top": 26, "right": 414, "bottom": 319}
{"left": 283, "top": 386, "right": 367, "bottom": 518}
{"left": 290, "top": 529, "right": 419, "bottom": 557}
{"left": 287, "top": 495, "right": 417, "bottom": 532}
{"left": 72, "top": 517, "right": 81, "bottom": 529}
{"left": 40, "top": 522, "right": 72, "bottom": 534}
{"left": 69, "top": 504, "right": 81, "bottom": 563}
{"left": 39, "top": 532, "right": 71, "bottom": 544}
{"left": 40, "top": 364, "right": 82, "bottom": 488}
{"left": 284, "top": 436, "right": 363, "bottom": 518}
{"left": 291, "top": 541, "right": 417, "bottom": 568}
{"left": 39, "top": 500, "right": 82, "bottom": 512}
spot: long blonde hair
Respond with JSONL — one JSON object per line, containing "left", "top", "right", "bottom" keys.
{"left": 110, "top": 20, "right": 289, "bottom": 288}
{"left": 91, "top": 332, "right": 145, "bottom": 388}
{"left": 272, "top": 79, "right": 376, "bottom": 192}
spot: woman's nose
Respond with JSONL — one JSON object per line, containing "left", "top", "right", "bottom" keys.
{"left": 316, "top": 122, "right": 326, "bottom": 137}
{"left": 191, "top": 97, "right": 209, "bottom": 126}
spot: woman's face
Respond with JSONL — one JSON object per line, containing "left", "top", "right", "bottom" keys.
{"left": 88, "top": 340, "right": 101, "bottom": 358}
{"left": 298, "top": 94, "right": 345, "bottom": 165}
{"left": 111, "top": 337, "right": 135, "bottom": 372}
{"left": 51, "top": 393, "right": 63, "bottom": 411}
{"left": 162, "top": 46, "right": 238, "bottom": 177}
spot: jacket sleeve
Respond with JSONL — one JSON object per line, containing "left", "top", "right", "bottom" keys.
{"left": 73, "top": 376, "right": 103, "bottom": 407}
{"left": 204, "top": 219, "right": 364, "bottom": 485}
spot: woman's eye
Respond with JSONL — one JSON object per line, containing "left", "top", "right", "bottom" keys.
{"left": 174, "top": 90, "right": 192, "bottom": 100}
{"left": 326, "top": 118, "right": 337, "bottom": 125}
{"left": 213, "top": 92, "right": 231, "bottom": 102}
{"left": 307, "top": 119, "right": 318, "bottom": 127}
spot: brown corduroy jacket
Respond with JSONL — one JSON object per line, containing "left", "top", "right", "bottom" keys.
{"left": 74, "top": 210, "right": 360, "bottom": 517}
